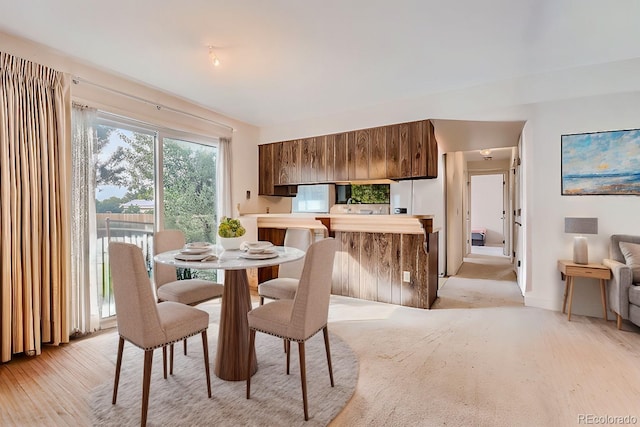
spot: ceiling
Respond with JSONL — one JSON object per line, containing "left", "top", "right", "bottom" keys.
{"left": 1, "top": 1, "right": 640, "bottom": 128}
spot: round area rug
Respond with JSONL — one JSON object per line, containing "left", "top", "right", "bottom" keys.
{"left": 90, "top": 331, "right": 358, "bottom": 426}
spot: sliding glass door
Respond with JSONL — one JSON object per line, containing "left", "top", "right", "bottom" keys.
{"left": 94, "top": 119, "right": 156, "bottom": 320}
{"left": 161, "top": 136, "right": 218, "bottom": 281}
{"left": 88, "top": 115, "right": 219, "bottom": 323}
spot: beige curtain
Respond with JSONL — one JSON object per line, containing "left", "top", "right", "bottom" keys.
{"left": 0, "top": 52, "right": 71, "bottom": 362}
{"left": 70, "top": 103, "right": 98, "bottom": 336}
{"left": 217, "top": 137, "right": 232, "bottom": 219}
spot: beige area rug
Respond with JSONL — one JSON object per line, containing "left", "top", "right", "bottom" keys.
{"left": 90, "top": 317, "right": 357, "bottom": 426}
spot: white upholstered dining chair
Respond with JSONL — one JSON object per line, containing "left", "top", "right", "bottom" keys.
{"left": 154, "top": 230, "right": 224, "bottom": 305}
{"left": 154, "top": 229, "right": 224, "bottom": 360}
{"left": 109, "top": 242, "right": 212, "bottom": 427}
{"left": 246, "top": 238, "right": 338, "bottom": 421}
{"left": 258, "top": 227, "right": 314, "bottom": 305}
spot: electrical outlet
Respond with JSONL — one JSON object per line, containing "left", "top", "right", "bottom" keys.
{"left": 403, "top": 271, "right": 410, "bottom": 282}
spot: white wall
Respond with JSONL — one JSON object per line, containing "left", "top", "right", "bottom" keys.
{"left": 525, "top": 91, "right": 640, "bottom": 317}
{"left": 470, "top": 174, "right": 504, "bottom": 246}
{"left": 446, "top": 152, "right": 466, "bottom": 276}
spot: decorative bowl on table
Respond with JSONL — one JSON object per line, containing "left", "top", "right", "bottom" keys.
{"left": 219, "top": 236, "right": 244, "bottom": 251}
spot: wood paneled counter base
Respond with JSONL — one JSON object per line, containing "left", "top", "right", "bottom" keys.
{"left": 254, "top": 214, "right": 439, "bottom": 309}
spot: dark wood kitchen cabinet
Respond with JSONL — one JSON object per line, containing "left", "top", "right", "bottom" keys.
{"left": 258, "top": 144, "right": 275, "bottom": 195}
{"left": 300, "top": 137, "right": 318, "bottom": 183}
{"left": 369, "top": 126, "right": 387, "bottom": 179}
{"left": 259, "top": 143, "right": 298, "bottom": 196}
{"left": 410, "top": 120, "right": 437, "bottom": 178}
{"left": 274, "top": 139, "right": 301, "bottom": 185}
{"left": 333, "top": 132, "right": 349, "bottom": 182}
{"left": 258, "top": 119, "right": 438, "bottom": 192}
{"left": 322, "top": 134, "right": 335, "bottom": 182}
{"left": 348, "top": 130, "right": 369, "bottom": 180}
{"left": 386, "top": 123, "right": 412, "bottom": 179}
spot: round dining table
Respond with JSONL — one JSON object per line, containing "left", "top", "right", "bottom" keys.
{"left": 154, "top": 245, "right": 305, "bottom": 381}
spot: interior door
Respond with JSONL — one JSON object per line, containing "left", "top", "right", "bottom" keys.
{"left": 502, "top": 172, "right": 509, "bottom": 256}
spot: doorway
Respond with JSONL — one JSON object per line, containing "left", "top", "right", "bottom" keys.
{"left": 468, "top": 173, "right": 508, "bottom": 258}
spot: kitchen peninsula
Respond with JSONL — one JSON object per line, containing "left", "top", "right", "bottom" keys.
{"left": 244, "top": 213, "right": 438, "bottom": 309}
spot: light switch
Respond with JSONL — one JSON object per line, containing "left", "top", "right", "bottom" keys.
{"left": 403, "top": 271, "right": 410, "bottom": 282}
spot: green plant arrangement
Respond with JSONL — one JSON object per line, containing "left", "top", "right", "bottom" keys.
{"left": 351, "top": 184, "right": 390, "bottom": 204}
{"left": 217, "top": 217, "right": 246, "bottom": 238}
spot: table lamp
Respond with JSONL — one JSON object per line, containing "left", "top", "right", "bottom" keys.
{"left": 564, "top": 217, "right": 598, "bottom": 265}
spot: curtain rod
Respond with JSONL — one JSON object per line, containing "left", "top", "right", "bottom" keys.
{"left": 72, "top": 76, "right": 235, "bottom": 132}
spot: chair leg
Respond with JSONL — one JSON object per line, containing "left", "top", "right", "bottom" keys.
{"left": 170, "top": 344, "right": 174, "bottom": 375}
{"left": 184, "top": 338, "right": 188, "bottom": 355}
{"left": 286, "top": 339, "right": 291, "bottom": 375}
{"left": 246, "top": 329, "right": 256, "bottom": 399}
{"left": 323, "top": 326, "right": 335, "bottom": 387}
{"left": 162, "top": 346, "right": 167, "bottom": 379}
{"left": 112, "top": 337, "right": 125, "bottom": 404}
{"left": 201, "top": 330, "right": 212, "bottom": 398}
{"left": 298, "top": 342, "right": 309, "bottom": 421}
{"left": 141, "top": 350, "right": 154, "bottom": 427}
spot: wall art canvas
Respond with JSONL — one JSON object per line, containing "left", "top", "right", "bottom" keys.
{"left": 561, "top": 128, "right": 640, "bottom": 195}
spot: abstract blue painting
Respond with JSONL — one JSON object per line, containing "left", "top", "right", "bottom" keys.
{"left": 561, "top": 128, "right": 640, "bottom": 195}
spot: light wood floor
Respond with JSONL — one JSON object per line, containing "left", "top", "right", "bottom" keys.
{"left": 2, "top": 269, "right": 640, "bottom": 426}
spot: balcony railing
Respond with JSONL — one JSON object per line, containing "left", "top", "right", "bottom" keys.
{"left": 95, "top": 213, "right": 218, "bottom": 321}
{"left": 97, "top": 214, "right": 154, "bottom": 320}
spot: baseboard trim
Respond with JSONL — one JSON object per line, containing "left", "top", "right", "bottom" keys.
{"left": 524, "top": 296, "right": 556, "bottom": 311}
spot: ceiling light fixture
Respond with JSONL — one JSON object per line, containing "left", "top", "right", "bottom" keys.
{"left": 479, "top": 149, "right": 492, "bottom": 156}
{"left": 208, "top": 46, "right": 220, "bottom": 67}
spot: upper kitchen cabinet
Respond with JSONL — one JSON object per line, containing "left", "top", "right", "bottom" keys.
{"left": 333, "top": 132, "right": 349, "bottom": 182}
{"left": 369, "top": 126, "right": 387, "bottom": 179}
{"left": 258, "top": 143, "right": 298, "bottom": 196}
{"left": 300, "top": 137, "right": 318, "bottom": 183}
{"left": 386, "top": 123, "right": 412, "bottom": 179}
{"left": 300, "top": 135, "right": 332, "bottom": 183}
{"left": 258, "top": 144, "right": 275, "bottom": 195}
{"left": 322, "top": 134, "right": 335, "bottom": 182}
{"left": 258, "top": 119, "right": 438, "bottom": 193}
{"left": 274, "top": 139, "right": 301, "bottom": 185}
{"left": 410, "top": 120, "right": 437, "bottom": 178}
{"left": 348, "top": 130, "right": 369, "bottom": 180}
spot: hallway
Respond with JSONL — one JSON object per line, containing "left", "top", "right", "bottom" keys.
{"left": 435, "top": 251, "right": 522, "bottom": 309}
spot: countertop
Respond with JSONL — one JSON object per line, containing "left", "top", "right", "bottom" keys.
{"left": 241, "top": 213, "right": 435, "bottom": 234}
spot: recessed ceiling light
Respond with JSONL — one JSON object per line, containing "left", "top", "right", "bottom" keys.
{"left": 479, "top": 149, "right": 492, "bottom": 156}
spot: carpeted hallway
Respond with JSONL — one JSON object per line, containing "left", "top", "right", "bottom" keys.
{"left": 328, "top": 254, "right": 640, "bottom": 426}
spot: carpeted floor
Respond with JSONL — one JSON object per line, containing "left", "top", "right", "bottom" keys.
{"left": 328, "top": 254, "right": 640, "bottom": 426}
{"left": 75, "top": 253, "right": 640, "bottom": 426}
{"left": 91, "top": 325, "right": 357, "bottom": 426}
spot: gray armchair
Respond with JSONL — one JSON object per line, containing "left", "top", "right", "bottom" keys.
{"left": 603, "top": 234, "right": 640, "bottom": 330}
